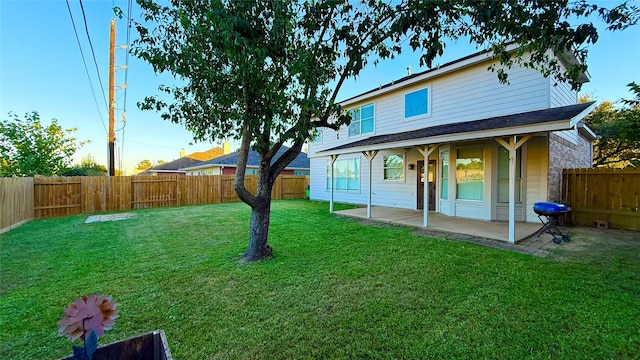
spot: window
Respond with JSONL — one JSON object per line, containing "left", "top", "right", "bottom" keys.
{"left": 313, "top": 129, "right": 322, "bottom": 143}
{"left": 383, "top": 154, "right": 404, "bottom": 181}
{"left": 326, "top": 158, "right": 360, "bottom": 191}
{"left": 348, "top": 104, "right": 374, "bottom": 136}
{"left": 294, "top": 170, "right": 310, "bottom": 176}
{"left": 497, "top": 147, "right": 522, "bottom": 203}
{"left": 245, "top": 169, "right": 258, "bottom": 175}
{"left": 441, "top": 150, "right": 449, "bottom": 199}
{"left": 456, "top": 147, "right": 484, "bottom": 201}
{"left": 405, "top": 88, "right": 429, "bottom": 118}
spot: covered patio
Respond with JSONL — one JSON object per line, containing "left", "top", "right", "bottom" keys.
{"left": 335, "top": 206, "right": 542, "bottom": 242}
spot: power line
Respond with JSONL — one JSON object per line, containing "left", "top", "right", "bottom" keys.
{"left": 118, "top": 0, "right": 134, "bottom": 174}
{"left": 78, "top": 0, "right": 109, "bottom": 110}
{"left": 65, "top": 0, "right": 108, "bottom": 134}
{"left": 124, "top": 139, "right": 192, "bottom": 150}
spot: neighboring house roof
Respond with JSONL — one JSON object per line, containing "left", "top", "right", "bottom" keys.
{"left": 317, "top": 102, "right": 595, "bottom": 155}
{"left": 139, "top": 146, "right": 227, "bottom": 174}
{"left": 140, "top": 157, "right": 205, "bottom": 174}
{"left": 186, "top": 147, "right": 224, "bottom": 161}
{"left": 181, "top": 146, "right": 310, "bottom": 171}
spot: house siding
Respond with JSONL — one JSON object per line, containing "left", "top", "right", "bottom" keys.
{"left": 549, "top": 75, "right": 578, "bottom": 107}
{"left": 547, "top": 132, "right": 592, "bottom": 202}
{"left": 309, "top": 59, "right": 549, "bottom": 158}
{"left": 309, "top": 49, "right": 593, "bottom": 229}
{"left": 310, "top": 155, "right": 368, "bottom": 205}
{"left": 525, "top": 136, "right": 549, "bottom": 222}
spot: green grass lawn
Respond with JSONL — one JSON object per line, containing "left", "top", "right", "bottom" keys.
{"left": 1, "top": 200, "right": 638, "bottom": 359}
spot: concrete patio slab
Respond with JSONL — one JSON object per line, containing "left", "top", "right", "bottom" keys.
{"left": 334, "top": 206, "right": 542, "bottom": 242}
{"left": 334, "top": 206, "right": 563, "bottom": 257}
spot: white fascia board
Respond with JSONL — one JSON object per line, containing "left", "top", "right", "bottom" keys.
{"left": 154, "top": 170, "right": 186, "bottom": 173}
{"left": 311, "top": 120, "right": 571, "bottom": 157}
{"left": 179, "top": 164, "right": 219, "bottom": 171}
{"left": 569, "top": 102, "right": 597, "bottom": 127}
{"left": 577, "top": 122, "right": 598, "bottom": 141}
{"left": 340, "top": 44, "right": 520, "bottom": 107}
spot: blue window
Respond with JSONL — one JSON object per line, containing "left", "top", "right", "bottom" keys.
{"left": 348, "top": 104, "right": 374, "bottom": 136}
{"left": 405, "top": 88, "right": 429, "bottom": 118}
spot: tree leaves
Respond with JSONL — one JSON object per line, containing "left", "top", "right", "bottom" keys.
{"left": 584, "top": 84, "right": 640, "bottom": 168}
{"left": 0, "top": 111, "right": 85, "bottom": 177}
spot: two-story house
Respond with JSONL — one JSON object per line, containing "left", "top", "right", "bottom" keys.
{"left": 308, "top": 46, "right": 596, "bottom": 243}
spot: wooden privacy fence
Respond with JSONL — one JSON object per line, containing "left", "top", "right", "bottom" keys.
{"left": 29, "top": 174, "right": 309, "bottom": 219}
{"left": 562, "top": 168, "right": 640, "bottom": 230}
{"left": 0, "top": 177, "right": 34, "bottom": 233}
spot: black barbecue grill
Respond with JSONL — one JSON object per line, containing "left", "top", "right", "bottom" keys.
{"left": 533, "top": 202, "right": 571, "bottom": 244}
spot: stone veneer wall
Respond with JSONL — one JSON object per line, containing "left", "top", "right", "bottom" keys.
{"left": 547, "top": 132, "right": 593, "bottom": 202}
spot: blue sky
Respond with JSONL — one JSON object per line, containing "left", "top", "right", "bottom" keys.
{"left": 1, "top": 1, "right": 638, "bottom": 174}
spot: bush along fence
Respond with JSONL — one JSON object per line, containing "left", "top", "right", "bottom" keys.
{"left": 0, "top": 175, "right": 310, "bottom": 230}
{"left": 562, "top": 168, "right": 640, "bottom": 230}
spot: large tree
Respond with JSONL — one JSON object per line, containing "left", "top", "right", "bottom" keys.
{"left": 132, "top": 0, "right": 638, "bottom": 262}
{"left": 584, "top": 83, "right": 640, "bottom": 168}
{"left": 0, "top": 111, "right": 85, "bottom": 177}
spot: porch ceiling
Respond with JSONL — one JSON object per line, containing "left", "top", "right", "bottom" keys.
{"left": 315, "top": 102, "right": 595, "bottom": 156}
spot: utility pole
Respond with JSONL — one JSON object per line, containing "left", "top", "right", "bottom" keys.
{"left": 108, "top": 18, "right": 116, "bottom": 176}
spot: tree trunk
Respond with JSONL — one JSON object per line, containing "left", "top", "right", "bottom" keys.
{"left": 241, "top": 201, "right": 273, "bottom": 262}
{"left": 234, "top": 137, "right": 305, "bottom": 263}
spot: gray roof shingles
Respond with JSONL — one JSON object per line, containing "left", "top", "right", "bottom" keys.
{"left": 184, "top": 146, "right": 310, "bottom": 170}
{"left": 142, "top": 157, "right": 204, "bottom": 173}
{"left": 322, "top": 102, "right": 594, "bottom": 152}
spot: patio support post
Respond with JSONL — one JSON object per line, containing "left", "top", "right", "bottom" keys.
{"left": 495, "top": 135, "right": 531, "bottom": 244}
{"left": 329, "top": 155, "right": 338, "bottom": 213}
{"left": 416, "top": 145, "right": 438, "bottom": 227}
{"left": 362, "top": 150, "right": 379, "bottom": 218}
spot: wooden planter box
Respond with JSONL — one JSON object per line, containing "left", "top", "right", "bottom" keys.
{"left": 61, "top": 330, "right": 172, "bottom": 360}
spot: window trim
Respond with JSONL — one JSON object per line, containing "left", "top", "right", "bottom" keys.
{"left": 326, "top": 157, "right": 361, "bottom": 193}
{"left": 348, "top": 103, "right": 375, "bottom": 137}
{"left": 497, "top": 146, "right": 522, "bottom": 204}
{"left": 382, "top": 152, "right": 406, "bottom": 182}
{"left": 313, "top": 128, "right": 323, "bottom": 144}
{"left": 440, "top": 149, "right": 449, "bottom": 200}
{"left": 403, "top": 86, "right": 431, "bottom": 120}
{"left": 455, "top": 146, "right": 484, "bottom": 202}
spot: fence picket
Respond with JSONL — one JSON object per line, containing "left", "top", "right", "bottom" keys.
{"left": 562, "top": 168, "right": 640, "bottom": 230}
{"left": 1, "top": 175, "right": 309, "bottom": 226}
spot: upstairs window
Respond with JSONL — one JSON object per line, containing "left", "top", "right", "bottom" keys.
{"left": 348, "top": 103, "right": 374, "bottom": 136}
{"left": 404, "top": 88, "right": 429, "bottom": 118}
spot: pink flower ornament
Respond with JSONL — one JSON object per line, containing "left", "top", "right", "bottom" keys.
{"left": 58, "top": 295, "right": 118, "bottom": 342}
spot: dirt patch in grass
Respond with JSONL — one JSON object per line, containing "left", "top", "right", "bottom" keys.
{"left": 548, "top": 226, "right": 640, "bottom": 265}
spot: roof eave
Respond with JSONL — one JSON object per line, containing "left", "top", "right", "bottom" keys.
{"left": 312, "top": 120, "right": 572, "bottom": 157}
{"left": 569, "top": 102, "right": 597, "bottom": 127}
{"left": 555, "top": 49, "right": 590, "bottom": 83}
